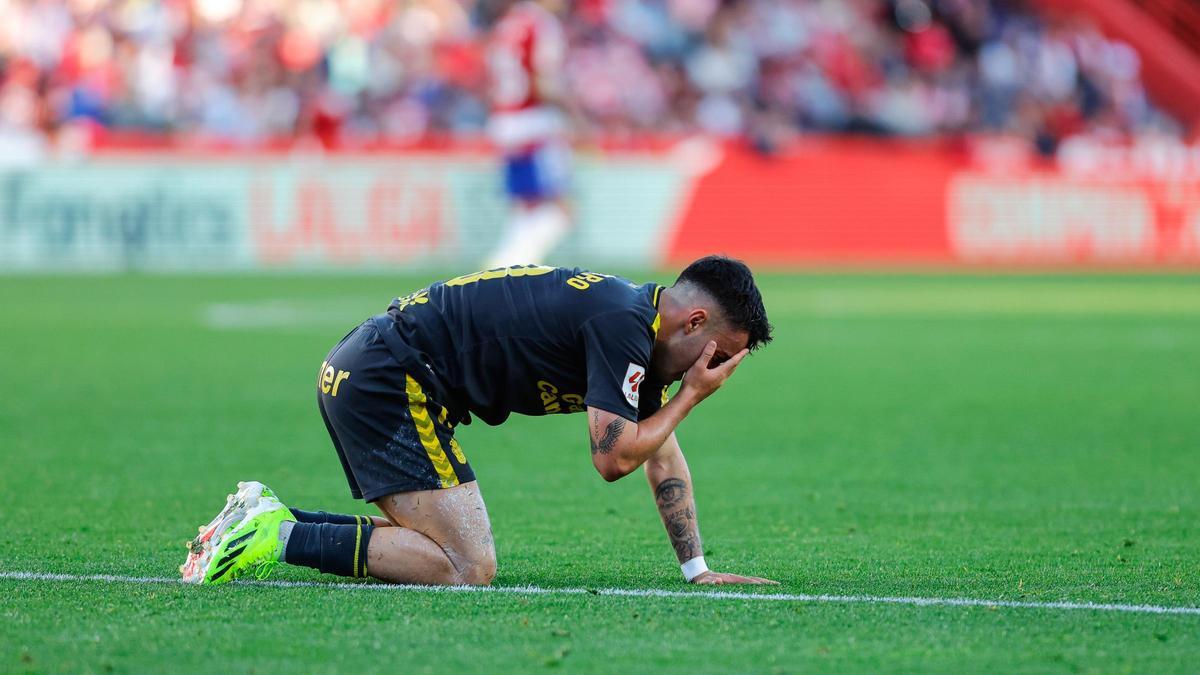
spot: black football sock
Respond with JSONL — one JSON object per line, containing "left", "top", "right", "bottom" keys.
{"left": 290, "top": 508, "right": 375, "bottom": 526}
{"left": 282, "top": 521, "right": 374, "bottom": 578}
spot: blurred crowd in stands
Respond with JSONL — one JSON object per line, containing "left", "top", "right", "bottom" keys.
{"left": 0, "top": 0, "right": 1189, "bottom": 156}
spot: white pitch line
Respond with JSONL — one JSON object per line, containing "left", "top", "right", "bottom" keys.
{"left": 2, "top": 571, "right": 1198, "bottom": 617}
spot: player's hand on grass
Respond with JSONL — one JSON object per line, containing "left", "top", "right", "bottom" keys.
{"left": 690, "top": 571, "right": 779, "bottom": 585}
{"left": 680, "top": 341, "right": 749, "bottom": 403}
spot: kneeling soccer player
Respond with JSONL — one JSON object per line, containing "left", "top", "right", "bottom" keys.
{"left": 180, "top": 256, "right": 776, "bottom": 586}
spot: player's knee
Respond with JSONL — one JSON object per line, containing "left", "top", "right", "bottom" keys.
{"left": 455, "top": 548, "right": 497, "bottom": 586}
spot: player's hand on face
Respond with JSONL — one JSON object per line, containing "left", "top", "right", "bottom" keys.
{"left": 690, "top": 571, "right": 779, "bottom": 585}
{"left": 681, "top": 341, "right": 748, "bottom": 402}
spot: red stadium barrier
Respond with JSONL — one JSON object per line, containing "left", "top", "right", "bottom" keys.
{"left": 666, "top": 140, "right": 957, "bottom": 265}
{"left": 664, "top": 139, "right": 1200, "bottom": 267}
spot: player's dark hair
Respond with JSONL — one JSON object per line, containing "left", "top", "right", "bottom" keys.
{"left": 675, "top": 255, "right": 773, "bottom": 351}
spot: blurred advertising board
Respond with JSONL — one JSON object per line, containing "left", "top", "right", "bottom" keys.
{"left": 1, "top": 139, "right": 1197, "bottom": 270}
{"left": 0, "top": 153, "right": 688, "bottom": 271}
{"left": 665, "top": 138, "right": 1200, "bottom": 267}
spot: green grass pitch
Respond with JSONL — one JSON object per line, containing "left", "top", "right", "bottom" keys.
{"left": 2, "top": 271, "right": 1198, "bottom": 672}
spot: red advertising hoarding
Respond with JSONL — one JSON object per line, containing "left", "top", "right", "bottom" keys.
{"left": 665, "top": 138, "right": 1200, "bottom": 267}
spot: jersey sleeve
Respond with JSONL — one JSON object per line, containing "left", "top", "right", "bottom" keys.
{"left": 637, "top": 379, "right": 669, "bottom": 421}
{"left": 580, "top": 309, "right": 655, "bottom": 423}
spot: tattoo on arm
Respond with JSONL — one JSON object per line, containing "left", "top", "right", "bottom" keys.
{"left": 664, "top": 506, "right": 701, "bottom": 561}
{"left": 589, "top": 414, "right": 626, "bottom": 455}
{"left": 655, "top": 477, "right": 702, "bottom": 562}
{"left": 654, "top": 478, "right": 688, "bottom": 509}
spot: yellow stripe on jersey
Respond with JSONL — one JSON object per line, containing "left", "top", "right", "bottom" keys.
{"left": 444, "top": 265, "right": 555, "bottom": 287}
{"left": 651, "top": 285, "right": 664, "bottom": 338}
{"left": 405, "top": 375, "right": 460, "bottom": 488}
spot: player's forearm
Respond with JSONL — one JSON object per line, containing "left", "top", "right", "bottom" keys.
{"left": 590, "top": 392, "right": 698, "bottom": 480}
{"left": 644, "top": 438, "right": 703, "bottom": 564}
{"left": 627, "top": 391, "right": 698, "bottom": 460}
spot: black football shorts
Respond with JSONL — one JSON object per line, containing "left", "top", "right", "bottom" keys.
{"left": 316, "top": 319, "right": 474, "bottom": 502}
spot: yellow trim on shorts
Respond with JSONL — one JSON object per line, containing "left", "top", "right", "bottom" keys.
{"left": 404, "top": 375, "right": 460, "bottom": 489}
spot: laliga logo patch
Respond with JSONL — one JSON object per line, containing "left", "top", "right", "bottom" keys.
{"left": 623, "top": 363, "right": 645, "bottom": 406}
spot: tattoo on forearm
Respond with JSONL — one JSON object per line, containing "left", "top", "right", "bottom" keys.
{"left": 654, "top": 478, "right": 688, "bottom": 509}
{"left": 656, "top": 477, "right": 701, "bottom": 561}
{"left": 589, "top": 415, "right": 626, "bottom": 455}
{"left": 665, "top": 507, "right": 694, "bottom": 537}
{"left": 664, "top": 507, "right": 701, "bottom": 561}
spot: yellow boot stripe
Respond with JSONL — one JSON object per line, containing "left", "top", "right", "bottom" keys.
{"left": 404, "top": 375, "right": 460, "bottom": 488}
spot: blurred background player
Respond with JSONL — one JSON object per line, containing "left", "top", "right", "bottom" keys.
{"left": 484, "top": 0, "right": 579, "bottom": 268}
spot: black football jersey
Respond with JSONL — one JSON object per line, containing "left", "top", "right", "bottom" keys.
{"left": 380, "top": 266, "right": 668, "bottom": 426}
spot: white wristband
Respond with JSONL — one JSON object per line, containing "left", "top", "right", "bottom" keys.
{"left": 681, "top": 556, "right": 709, "bottom": 582}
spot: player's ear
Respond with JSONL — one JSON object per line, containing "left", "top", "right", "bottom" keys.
{"left": 685, "top": 308, "right": 708, "bottom": 334}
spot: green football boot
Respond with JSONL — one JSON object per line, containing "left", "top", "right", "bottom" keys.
{"left": 180, "top": 481, "right": 294, "bottom": 584}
